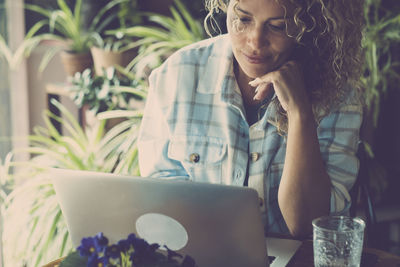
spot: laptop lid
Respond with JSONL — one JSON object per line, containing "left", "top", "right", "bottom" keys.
{"left": 49, "top": 168, "right": 269, "bottom": 267}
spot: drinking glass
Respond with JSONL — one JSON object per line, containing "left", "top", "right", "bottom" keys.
{"left": 312, "top": 215, "right": 365, "bottom": 267}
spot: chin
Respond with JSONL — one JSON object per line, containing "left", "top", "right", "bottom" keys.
{"left": 237, "top": 59, "right": 276, "bottom": 79}
{"left": 242, "top": 66, "right": 273, "bottom": 79}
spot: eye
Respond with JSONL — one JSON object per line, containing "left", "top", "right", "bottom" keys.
{"left": 268, "top": 23, "right": 286, "bottom": 32}
{"left": 239, "top": 16, "right": 252, "bottom": 24}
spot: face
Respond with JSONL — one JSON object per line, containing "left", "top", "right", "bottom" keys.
{"left": 227, "top": 0, "right": 296, "bottom": 79}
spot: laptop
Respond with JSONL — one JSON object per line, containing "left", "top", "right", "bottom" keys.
{"left": 49, "top": 168, "right": 301, "bottom": 267}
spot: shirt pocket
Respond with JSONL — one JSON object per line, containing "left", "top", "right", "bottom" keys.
{"left": 167, "top": 135, "right": 227, "bottom": 183}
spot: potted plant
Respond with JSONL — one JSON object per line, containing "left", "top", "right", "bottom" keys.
{"left": 59, "top": 232, "right": 196, "bottom": 267}
{"left": 64, "top": 67, "right": 146, "bottom": 129}
{"left": 28, "top": 0, "right": 134, "bottom": 76}
{"left": 2, "top": 98, "right": 145, "bottom": 267}
{"left": 108, "top": 0, "right": 205, "bottom": 78}
{"left": 90, "top": 35, "right": 139, "bottom": 77}
{"left": 361, "top": 0, "right": 400, "bottom": 130}
{"left": 89, "top": 0, "right": 142, "bottom": 76}
{"left": 359, "top": 0, "right": 400, "bottom": 204}
{"left": 0, "top": 0, "right": 129, "bottom": 76}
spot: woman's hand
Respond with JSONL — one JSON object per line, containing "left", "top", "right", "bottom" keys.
{"left": 250, "top": 61, "right": 331, "bottom": 237}
{"left": 249, "top": 61, "right": 310, "bottom": 115}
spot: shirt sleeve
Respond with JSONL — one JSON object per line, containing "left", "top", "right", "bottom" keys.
{"left": 317, "top": 103, "right": 363, "bottom": 215}
{"left": 137, "top": 67, "right": 190, "bottom": 180}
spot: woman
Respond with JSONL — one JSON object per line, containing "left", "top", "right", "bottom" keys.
{"left": 138, "top": 0, "right": 364, "bottom": 238}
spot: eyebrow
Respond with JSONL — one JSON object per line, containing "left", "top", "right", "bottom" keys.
{"left": 236, "top": 6, "right": 286, "bottom": 21}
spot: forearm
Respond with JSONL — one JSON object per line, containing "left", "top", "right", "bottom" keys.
{"left": 278, "top": 108, "right": 331, "bottom": 238}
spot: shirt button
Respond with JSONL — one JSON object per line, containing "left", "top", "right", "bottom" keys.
{"left": 234, "top": 169, "right": 243, "bottom": 180}
{"left": 189, "top": 153, "right": 200, "bottom": 163}
{"left": 250, "top": 152, "right": 260, "bottom": 162}
{"left": 259, "top": 197, "right": 264, "bottom": 207}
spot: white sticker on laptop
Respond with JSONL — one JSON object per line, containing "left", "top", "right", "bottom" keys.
{"left": 136, "top": 213, "right": 188, "bottom": 251}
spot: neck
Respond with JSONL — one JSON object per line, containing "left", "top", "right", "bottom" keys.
{"left": 234, "top": 60, "right": 260, "bottom": 108}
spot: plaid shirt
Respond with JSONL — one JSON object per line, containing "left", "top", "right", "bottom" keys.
{"left": 138, "top": 34, "right": 363, "bottom": 234}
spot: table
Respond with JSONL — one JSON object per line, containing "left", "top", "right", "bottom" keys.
{"left": 287, "top": 240, "right": 400, "bottom": 267}
{"left": 43, "top": 240, "right": 400, "bottom": 267}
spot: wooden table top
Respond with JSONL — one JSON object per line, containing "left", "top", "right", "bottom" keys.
{"left": 43, "top": 240, "right": 400, "bottom": 267}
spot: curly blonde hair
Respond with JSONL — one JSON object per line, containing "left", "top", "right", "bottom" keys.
{"left": 204, "top": 0, "right": 364, "bottom": 132}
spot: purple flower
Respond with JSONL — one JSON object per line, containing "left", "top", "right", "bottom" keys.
{"left": 94, "top": 232, "right": 109, "bottom": 253}
{"left": 130, "top": 239, "right": 161, "bottom": 264}
{"left": 126, "top": 233, "right": 138, "bottom": 245}
{"left": 105, "top": 244, "right": 121, "bottom": 259}
{"left": 87, "top": 254, "right": 108, "bottom": 267}
{"left": 77, "top": 237, "right": 96, "bottom": 257}
{"left": 75, "top": 232, "right": 197, "bottom": 267}
{"left": 117, "top": 239, "right": 131, "bottom": 252}
{"left": 132, "top": 238, "right": 148, "bottom": 254}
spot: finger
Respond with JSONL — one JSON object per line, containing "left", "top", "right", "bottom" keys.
{"left": 254, "top": 83, "right": 273, "bottom": 100}
{"left": 249, "top": 60, "right": 297, "bottom": 87}
{"left": 249, "top": 71, "right": 276, "bottom": 87}
{"left": 248, "top": 77, "right": 263, "bottom": 87}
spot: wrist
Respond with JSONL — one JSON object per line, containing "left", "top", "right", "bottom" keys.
{"left": 286, "top": 104, "right": 316, "bottom": 128}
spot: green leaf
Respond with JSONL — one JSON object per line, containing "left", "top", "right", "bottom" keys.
{"left": 94, "top": 12, "right": 120, "bottom": 36}
{"left": 25, "top": 19, "right": 48, "bottom": 39}
{"left": 174, "top": 0, "right": 203, "bottom": 37}
{"left": 98, "top": 110, "right": 143, "bottom": 120}
{"left": 90, "top": 0, "right": 129, "bottom": 32}
{"left": 39, "top": 46, "right": 62, "bottom": 73}
{"left": 73, "top": 0, "right": 82, "bottom": 31}
{"left": 59, "top": 251, "right": 87, "bottom": 267}
{"left": 148, "top": 13, "right": 176, "bottom": 30}
{"left": 57, "top": 0, "right": 74, "bottom": 19}
{"left": 24, "top": 4, "right": 52, "bottom": 18}
{"left": 170, "top": 6, "right": 192, "bottom": 40}
{"left": 59, "top": 230, "right": 71, "bottom": 257}
{"left": 110, "top": 86, "right": 147, "bottom": 99}
{"left": 120, "top": 26, "right": 171, "bottom": 40}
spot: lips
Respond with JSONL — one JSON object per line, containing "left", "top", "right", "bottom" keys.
{"left": 242, "top": 52, "right": 269, "bottom": 64}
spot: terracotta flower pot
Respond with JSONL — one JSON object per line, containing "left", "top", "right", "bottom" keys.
{"left": 90, "top": 46, "right": 137, "bottom": 76}
{"left": 59, "top": 51, "right": 93, "bottom": 77}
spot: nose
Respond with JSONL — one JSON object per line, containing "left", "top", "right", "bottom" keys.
{"left": 247, "top": 25, "right": 268, "bottom": 51}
